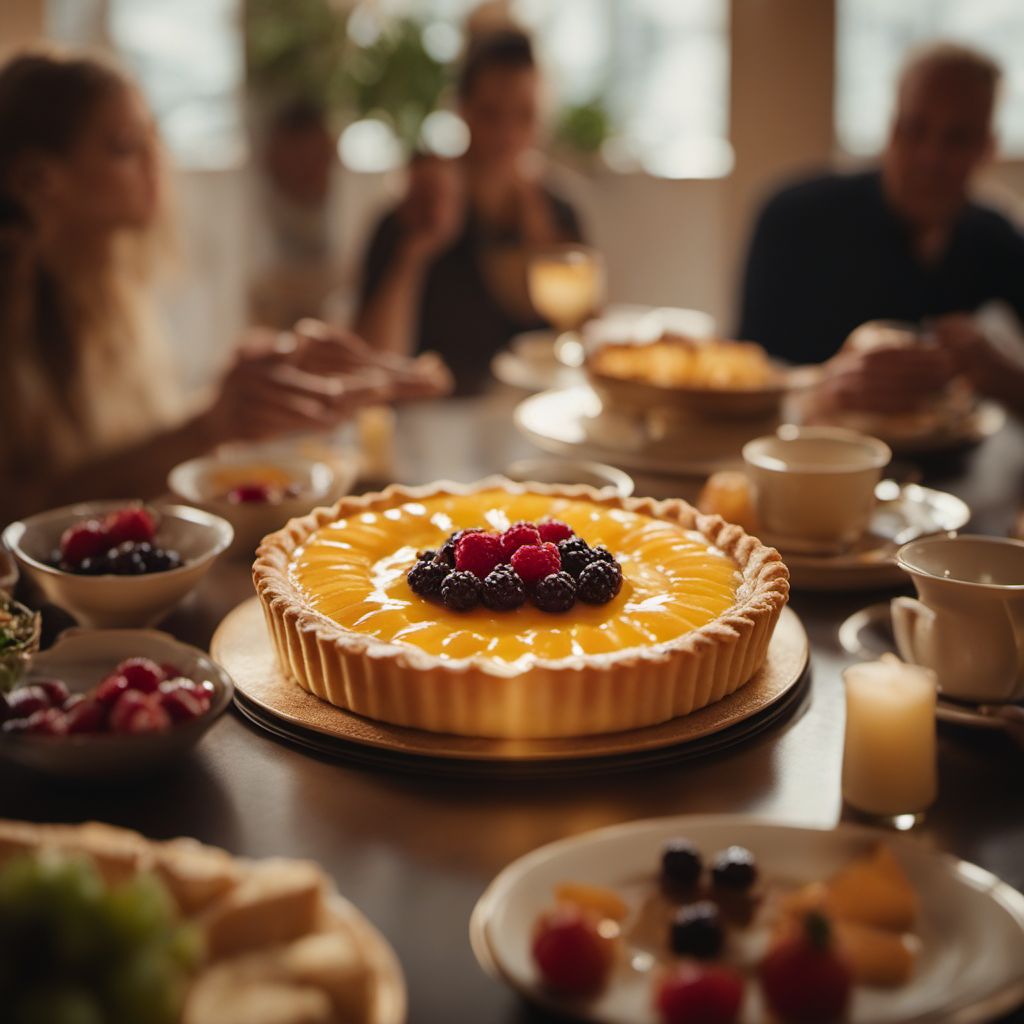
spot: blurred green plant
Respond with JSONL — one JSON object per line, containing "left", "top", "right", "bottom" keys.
{"left": 245, "top": 0, "right": 450, "bottom": 151}
{"left": 554, "top": 100, "right": 613, "bottom": 156}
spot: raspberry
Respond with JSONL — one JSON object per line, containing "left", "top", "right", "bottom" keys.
{"left": 577, "top": 560, "right": 623, "bottom": 604}
{"left": 538, "top": 519, "right": 574, "bottom": 544}
{"left": 59, "top": 520, "right": 107, "bottom": 566}
{"left": 499, "top": 521, "right": 542, "bottom": 559}
{"left": 408, "top": 559, "right": 450, "bottom": 598}
{"left": 533, "top": 571, "right": 576, "bottom": 612}
{"left": 94, "top": 674, "right": 131, "bottom": 706}
{"left": 104, "top": 507, "right": 156, "bottom": 545}
{"left": 116, "top": 657, "right": 166, "bottom": 693}
{"left": 441, "top": 570, "right": 481, "bottom": 611}
{"left": 455, "top": 531, "right": 504, "bottom": 578}
{"left": 511, "top": 542, "right": 561, "bottom": 583}
{"left": 438, "top": 528, "right": 482, "bottom": 567}
{"left": 557, "top": 537, "right": 595, "bottom": 577}
{"left": 481, "top": 566, "right": 527, "bottom": 611}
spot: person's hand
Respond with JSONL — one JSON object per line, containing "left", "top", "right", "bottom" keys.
{"left": 816, "top": 344, "right": 957, "bottom": 415}
{"left": 397, "top": 156, "right": 463, "bottom": 262}
{"left": 289, "top": 319, "right": 453, "bottom": 401}
{"left": 927, "top": 314, "right": 1006, "bottom": 392}
{"left": 203, "top": 333, "right": 396, "bottom": 444}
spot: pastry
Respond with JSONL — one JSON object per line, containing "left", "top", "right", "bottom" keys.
{"left": 253, "top": 479, "right": 789, "bottom": 738}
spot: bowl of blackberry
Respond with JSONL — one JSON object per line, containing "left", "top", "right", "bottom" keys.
{"left": 3, "top": 501, "right": 233, "bottom": 628}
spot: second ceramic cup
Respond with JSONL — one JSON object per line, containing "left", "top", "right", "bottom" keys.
{"left": 742, "top": 426, "right": 892, "bottom": 553}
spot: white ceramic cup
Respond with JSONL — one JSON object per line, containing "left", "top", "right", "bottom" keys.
{"left": 741, "top": 426, "right": 892, "bottom": 553}
{"left": 892, "top": 535, "right": 1024, "bottom": 703}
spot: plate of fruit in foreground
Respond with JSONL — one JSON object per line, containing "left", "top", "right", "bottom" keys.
{"left": 0, "top": 818, "right": 405, "bottom": 1024}
{"left": 0, "top": 628, "right": 233, "bottom": 778}
{"left": 470, "top": 816, "right": 1024, "bottom": 1024}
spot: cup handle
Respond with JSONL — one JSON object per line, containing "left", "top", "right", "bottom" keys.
{"left": 891, "top": 596, "right": 936, "bottom": 667}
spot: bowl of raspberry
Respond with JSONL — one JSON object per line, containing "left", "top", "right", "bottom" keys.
{"left": 168, "top": 449, "right": 353, "bottom": 555}
{"left": 0, "top": 628, "right": 233, "bottom": 779}
{"left": 2, "top": 501, "right": 233, "bottom": 628}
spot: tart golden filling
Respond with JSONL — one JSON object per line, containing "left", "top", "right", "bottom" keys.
{"left": 289, "top": 489, "right": 740, "bottom": 668}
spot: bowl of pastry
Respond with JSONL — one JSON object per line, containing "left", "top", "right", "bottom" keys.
{"left": 0, "top": 818, "right": 405, "bottom": 1024}
{"left": 3, "top": 502, "right": 232, "bottom": 628}
{"left": 169, "top": 449, "right": 355, "bottom": 555}
{"left": 585, "top": 332, "right": 789, "bottom": 421}
{"left": 253, "top": 477, "right": 789, "bottom": 740}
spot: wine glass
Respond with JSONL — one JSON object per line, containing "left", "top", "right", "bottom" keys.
{"left": 527, "top": 245, "right": 606, "bottom": 368}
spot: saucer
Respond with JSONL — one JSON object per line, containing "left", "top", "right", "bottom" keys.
{"left": 782, "top": 482, "right": 970, "bottom": 590}
{"left": 838, "top": 602, "right": 1023, "bottom": 737}
{"left": 491, "top": 331, "right": 585, "bottom": 392}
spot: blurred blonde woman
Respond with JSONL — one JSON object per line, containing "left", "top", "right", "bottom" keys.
{"left": 0, "top": 51, "right": 447, "bottom": 522}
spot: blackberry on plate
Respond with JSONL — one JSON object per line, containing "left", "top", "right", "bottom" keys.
{"left": 670, "top": 901, "right": 724, "bottom": 958}
{"left": 533, "top": 571, "right": 577, "bottom": 613}
{"left": 557, "top": 537, "right": 596, "bottom": 577}
{"left": 661, "top": 838, "right": 703, "bottom": 890}
{"left": 481, "top": 566, "right": 527, "bottom": 611}
{"left": 711, "top": 846, "right": 758, "bottom": 891}
{"left": 577, "top": 560, "right": 622, "bottom": 605}
{"left": 441, "top": 570, "right": 482, "bottom": 611}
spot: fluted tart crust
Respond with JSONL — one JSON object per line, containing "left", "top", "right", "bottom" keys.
{"left": 253, "top": 479, "right": 789, "bottom": 739}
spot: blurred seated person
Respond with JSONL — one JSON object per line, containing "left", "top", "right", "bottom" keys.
{"left": 738, "top": 43, "right": 1024, "bottom": 414}
{"left": 0, "top": 52, "right": 448, "bottom": 523}
{"left": 249, "top": 99, "right": 341, "bottom": 329}
{"left": 354, "top": 29, "right": 583, "bottom": 394}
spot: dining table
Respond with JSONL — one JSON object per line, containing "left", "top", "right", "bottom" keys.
{"left": 4, "top": 389, "right": 1024, "bottom": 1024}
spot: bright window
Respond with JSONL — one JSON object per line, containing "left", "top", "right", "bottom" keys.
{"left": 836, "top": 0, "right": 1024, "bottom": 156}
{"left": 47, "top": 0, "right": 246, "bottom": 169}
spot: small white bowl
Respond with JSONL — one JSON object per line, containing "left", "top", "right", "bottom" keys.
{"left": 0, "top": 628, "right": 233, "bottom": 779}
{"left": 168, "top": 451, "right": 354, "bottom": 554}
{"left": 504, "top": 458, "right": 635, "bottom": 497}
{"left": 2, "top": 501, "right": 233, "bottom": 628}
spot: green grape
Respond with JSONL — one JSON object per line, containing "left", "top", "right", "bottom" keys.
{"left": 0, "top": 854, "right": 197, "bottom": 1024}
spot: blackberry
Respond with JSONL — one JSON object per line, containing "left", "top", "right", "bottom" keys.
{"left": 408, "top": 558, "right": 450, "bottom": 598}
{"left": 711, "top": 846, "right": 758, "bottom": 892}
{"left": 532, "top": 571, "right": 577, "bottom": 613}
{"left": 110, "top": 543, "right": 148, "bottom": 575}
{"left": 417, "top": 549, "right": 438, "bottom": 563}
{"left": 557, "top": 537, "right": 595, "bottom": 577}
{"left": 577, "top": 560, "right": 623, "bottom": 604}
{"left": 669, "top": 901, "right": 723, "bottom": 958}
{"left": 591, "top": 545, "right": 616, "bottom": 565}
{"left": 661, "top": 839, "right": 703, "bottom": 890}
{"left": 481, "top": 566, "right": 527, "bottom": 611}
{"left": 441, "top": 570, "right": 481, "bottom": 611}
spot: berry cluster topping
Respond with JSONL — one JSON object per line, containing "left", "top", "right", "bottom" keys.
{"left": 406, "top": 518, "right": 623, "bottom": 614}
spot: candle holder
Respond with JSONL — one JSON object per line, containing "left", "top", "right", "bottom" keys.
{"left": 841, "top": 653, "right": 937, "bottom": 828}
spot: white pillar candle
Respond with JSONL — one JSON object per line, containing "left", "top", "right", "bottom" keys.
{"left": 842, "top": 653, "right": 938, "bottom": 817}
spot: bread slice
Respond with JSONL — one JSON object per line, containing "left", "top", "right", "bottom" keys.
{"left": 152, "top": 836, "right": 241, "bottom": 916}
{"left": 282, "top": 926, "right": 372, "bottom": 1022}
{"left": 200, "top": 858, "right": 325, "bottom": 959}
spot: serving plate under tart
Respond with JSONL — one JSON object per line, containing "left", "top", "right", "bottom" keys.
{"left": 470, "top": 815, "right": 1024, "bottom": 1024}
{"left": 211, "top": 600, "right": 808, "bottom": 777}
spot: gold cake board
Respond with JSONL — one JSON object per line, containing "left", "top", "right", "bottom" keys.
{"left": 211, "top": 598, "right": 809, "bottom": 777}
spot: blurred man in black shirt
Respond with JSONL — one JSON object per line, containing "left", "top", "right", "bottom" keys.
{"left": 738, "top": 43, "right": 1024, "bottom": 413}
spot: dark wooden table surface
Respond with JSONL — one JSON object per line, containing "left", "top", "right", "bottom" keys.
{"left": 4, "top": 392, "right": 1023, "bottom": 1023}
